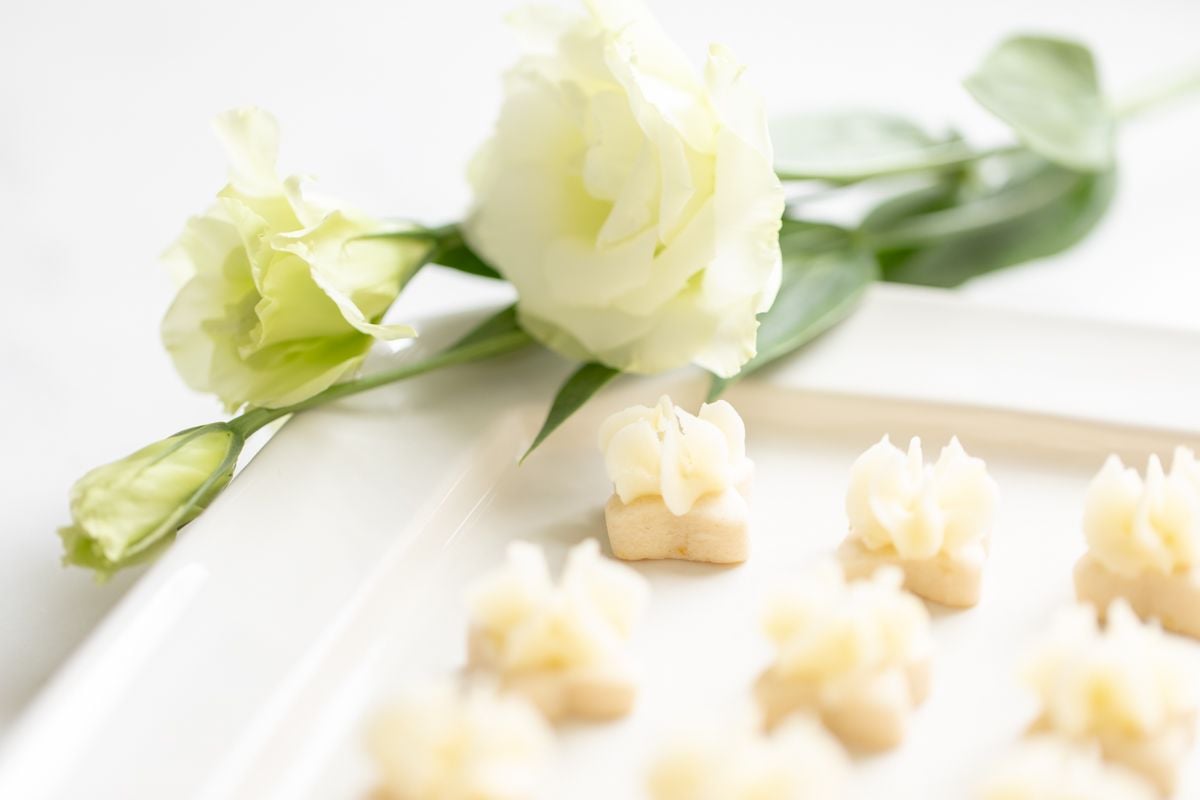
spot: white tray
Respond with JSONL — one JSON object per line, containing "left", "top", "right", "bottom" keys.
{"left": 4, "top": 284, "right": 1200, "bottom": 799}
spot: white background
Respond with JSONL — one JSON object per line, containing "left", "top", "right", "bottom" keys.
{"left": 1, "top": 0, "right": 1197, "bottom": 736}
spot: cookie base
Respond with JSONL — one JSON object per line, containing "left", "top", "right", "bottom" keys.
{"left": 1031, "top": 711, "right": 1196, "bottom": 796}
{"left": 1074, "top": 554, "right": 1200, "bottom": 640}
{"left": 467, "top": 629, "right": 636, "bottom": 722}
{"left": 604, "top": 489, "right": 749, "bottom": 564}
{"left": 837, "top": 536, "right": 986, "bottom": 608}
{"left": 754, "top": 656, "right": 932, "bottom": 752}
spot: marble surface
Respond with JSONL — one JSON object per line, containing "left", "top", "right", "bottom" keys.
{"left": 1, "top": 0, "right": 1197, "bottom": 737}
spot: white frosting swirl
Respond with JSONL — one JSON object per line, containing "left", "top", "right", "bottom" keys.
{"left": 368, "top": 681, "right": 552, "bottom": 800}
{"left": 648, "top": 714, "right": 847, "bottom": 800}
{"left": 466, "top": 539, "right": 648, "bottom": 673}
{"left": 980, "top": 736, "right": 1156, "bottom": 800}
{"left": 1083, "top": 448, "right": 1200, "bottom": 577}
{"left": 762, "top": 561, "right": 931, "bottom": 688}
{"left": 846, "top": 436, "right": 998, "bottom": 560}
{"left": 1023, "top": 600, "right": 1198, "bottom": 741}
{"left": 599, "top": 395, "right": 751, "bottom": 515}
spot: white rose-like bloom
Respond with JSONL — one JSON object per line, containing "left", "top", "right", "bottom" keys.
{"left": 1083, "top": 449, "right": 1200, "bottom": 577}
{"left": 846, "top": 436, "right": 999, "bottom": 560}
{"left": 466, "top": 539, "right": 648, "bottom": 672}
{"left": 647, "top": 714, "right": 848, "bottom": 800}
{"left": 162, "top": 107, "right": 426, "bottom": 411}
{"left": 367, "top": 680, "right": 552, "bottom": 800}
{"left": 979, "top": 736, "right": 1157, "bottom": 800}
{"left": 465, "top": 0, "right": 785, "bottom": 377}
{"left": 598, "top": 395, "right": 751, "bottom": 515}
{"left": 1023, "top": 600, "right": 1197, "bottom": 741}
{"left": 762, "top": 561, "right": 932, "bottom": 691}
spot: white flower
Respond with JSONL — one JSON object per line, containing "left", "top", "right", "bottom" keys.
{"left": 846, "top": 436, "right": 999, "bottom": 560}
{"left": 162, "top": 107, "right": 428, "bottom": 411}
{"left": 367, "top": 681, "right": 552, "bottom": 800}
{"left": 1083, "top": 448, "right": 1200, "bottom": 577}
{"left": 465, "top": 0, "right": 785, "bottom": 377}
{"left": 598, "top": 395, "right": 750, "bottom": 514}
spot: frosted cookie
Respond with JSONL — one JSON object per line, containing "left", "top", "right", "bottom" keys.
{"left": 367, "top": 680, "right": 551, "bottom": 800}
{"left": 1023, "top": 600, "right": 1198, "bottom": 794}
{"left": 1075, "top": 448, "right": 1200, "bottom": 639}
{"left": 599, "top": 395, "right": 753, "bottom": 564}
{"left": 755, "top": 561, "right": 932, "bottom": 751}
{"left": 838, "top": 435, "right": 998, "bottom": 608}
{"left": 647, "top": 714, "right": 848, "bottom": 800}
{"left": 979, "top": 735, "right": 1157, "bottom": 800}
{"left": 465, "top": 539, "right": 649, "bottom": 722}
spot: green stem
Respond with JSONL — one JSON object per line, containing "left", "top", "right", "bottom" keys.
{"left": 229, "top": 327, "right": 533, "bottom": 437}
{"left": 862, "top": 167, "right": 1080, "bottom": 250}
{"left": 775, "top": 143, "right": 1019, "bottom": 184}
{"left": 1114, "top": 63, "right": 1200, "bottom": 120}
{"left": 776, "top": 62, "right": 1200, "bottom": 188}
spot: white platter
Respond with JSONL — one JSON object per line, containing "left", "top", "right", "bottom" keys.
{"left": 3, "top": 284, "right": 1200, "bottom": 799}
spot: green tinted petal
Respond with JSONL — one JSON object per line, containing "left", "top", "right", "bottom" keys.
{"left": 67, "top": 426, "right": 241, "bottom": 564}
{"left": 272, "top": 210, "right": 425, "bottom": 333}
{"left": 247, "top": 252, "right": 356, "bottom": 351}
{"left": 163, "top": 106, "right": 417, "bottom": 410}
{"left": 234, "top": 333, "right": 371, "bottom": 408}
{"left": 212, "top": 107, "right": 283, "bottom": 197}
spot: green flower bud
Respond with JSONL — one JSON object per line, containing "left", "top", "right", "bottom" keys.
{"left": 59, "top": 423, "right": 243, "bottom": 577}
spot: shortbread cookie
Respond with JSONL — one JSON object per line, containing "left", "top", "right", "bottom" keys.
{"left": 465, "top": 539, "right": 649, "bottom": 722}
{"left": 755, "top": 561, "right": 932, "bottom": 751}
{"left": 648, "top": 714, "right": 848, "bottom": 800}
{"left": 1023, "top": 600, "right": 1198, "bottom": 794}
{"left": 368, "top": 680, "right": 551, "bottom": 800}
{"left": 1075, "top": 448, "right": 1200, "bottom": 639}
{"left": 1075, "top": 555, "right": 1200, "bottom": 639}
{"left": 838, "top": 435, "right": 998, "bottom": 607}
{"left": 980, "top": 735, "right": 1157, "bottom": 800}
{"left": 600, "top": 395, "right": 753, "bottom": 564}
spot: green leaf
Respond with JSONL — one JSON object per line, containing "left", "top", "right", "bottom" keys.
{"left": 362, "top": 225, "right": 503, "bottom": 280}
{"left": 708, "top": 222, "right": 879, "bottom": 400}
{"left": 965, "top": 35, "right": 1114, "bottom": 172}
{"left": 860, "top": 177, "right": 965, "bottom": 233}
{"left": 432, "top": 231, "right": 503, "bottom": 280}
{"left": 523, "top": 362, "right": 620, "bottom": 461}
{"left": 450, "top": 304, "right": 520, "bottom": 348}
{"left": 772, "top": 111, "right": 974, "bottom": 183}
{"left": 866, "top": 155, "right": 1116, "bottom": 287}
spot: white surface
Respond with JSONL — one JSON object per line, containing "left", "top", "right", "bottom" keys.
{"left": 2, "top": 287, "right": 1200, "bottom": 799}
{"left": 2, "top": 0, "right": 1200, "bottom": 745}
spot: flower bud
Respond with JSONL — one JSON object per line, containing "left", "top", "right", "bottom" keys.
{"left": 59, "top": 423, "right": 243, "bottom": 577}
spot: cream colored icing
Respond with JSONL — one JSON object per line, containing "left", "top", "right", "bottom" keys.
{"left": 762, "top": 561, "right": 931, "bottom": 690}
{"left": 647, "top": 714, "right": 847, "bottom": 800}
{"left": 846, "top": 435, "right": 998, "bottom": 560}
{"left": 1083, "top": 448, "right": 1200, "bottom": 577}
{"left": 1023, "top": 600, "right": 1197, "bottom": 741}
{"left": 465, "top": 539, "right": 648, "bottom": 673}
{"left": 599, "top": 395, "right": 750, "bottom": 515}
{"left": 368, "top": 680, "right": 552, "bottom": 800}
{"left": 979, "top": 735, "right": 1157, "bottom": 800}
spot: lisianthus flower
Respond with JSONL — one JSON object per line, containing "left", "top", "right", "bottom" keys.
{"left": 162, "top": 107, "right": 429, "bottom": 411}
{"left": 465, "top": 0, "right": 785, "bottom": 378}
{"left": 59, "top": 424, "right": 242, "bottom": 576}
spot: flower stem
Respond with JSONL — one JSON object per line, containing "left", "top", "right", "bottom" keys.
{"left": 1114, "top": 63, "right": 1200, "bottom": 120}
{"left": 775, "top": 143, "right": 1019, "bottom": 184}
{"left": 229, "top": 326, "right": 533, "bottom": 437}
